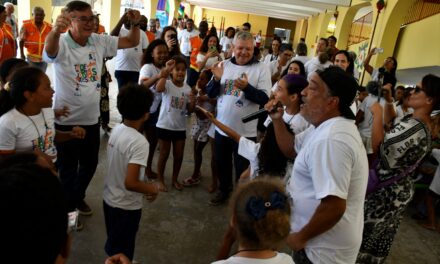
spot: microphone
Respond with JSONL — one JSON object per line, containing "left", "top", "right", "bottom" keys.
{"left": 241, "top": 102, "right": 282, "bottom": 123}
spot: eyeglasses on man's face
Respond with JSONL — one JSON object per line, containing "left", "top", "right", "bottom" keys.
{"left": 72, "top": 15, "right": 97, "bottom": 24}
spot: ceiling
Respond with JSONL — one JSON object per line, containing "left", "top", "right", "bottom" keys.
{"left": 184, "top": 0, "right": 356, "bottom": 21}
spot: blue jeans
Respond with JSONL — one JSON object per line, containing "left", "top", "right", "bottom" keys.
{"left": 103, "top": 201, "right": 141, "bottom": 261}
{"left": 214, "top": 131, "right": 254, "bottom": 195}
{"left": 114, "top": 70, "right": 140, "bottom": 91}
{"left": 55, "top": 123, "right": 100, "bottom": 211}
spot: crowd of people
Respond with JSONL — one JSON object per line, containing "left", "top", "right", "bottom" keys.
{"left": 0, "top": 1, "right": 439, "bottom": 264}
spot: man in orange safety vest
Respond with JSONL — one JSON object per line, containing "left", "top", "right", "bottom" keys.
{"left": 19, "top": 6, "right": 52, "bottom": 72}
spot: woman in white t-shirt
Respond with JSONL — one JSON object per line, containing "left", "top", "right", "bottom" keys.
{"left": 220, "top": 27, "right": 235, "bottom": 59}
{"left": 196, "top": 34, "right": 223, "bottom": 72}
{"left": 211, "top": 178, "right": 294, "bottom": 264}
{"left": 269, "top": 44, "right": 294, "bottom": 85}
{"left": 139, "top": 39, "right": 170, "bottom": 179}
{"left": 0, "top": 67, "right": 85, "bottom": 164}
{"left": 155, "top": 56, "right": 196, "bottom": 191}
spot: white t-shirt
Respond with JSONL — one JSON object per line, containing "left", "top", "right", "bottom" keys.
{"left": 238, "top": 137, "right": 261, "bottom": 179}
{"left": 304, "top": 56, "right": 332, "bottom": 79}
{"left": 103, "top": 124, "right": 148, "bottom": 210}
{"left": 293, "top": 55, "right": 309, "bottom": 65}
{"left": 263, "top": 54, "right": 278, "bottom": 65}
{"left": 215, "top": 59, "right": 271, "bottom": 138}
{"left": 139, "top": 63, "right": 162, "bottom": 113}
{"left": 114, "top": 27, "right": 149, "bottom": 71}
{"left": 220, "top": 36, "right": 233, "bottom": 52}
{"left": 178, "top": 29, "right": 199, "bottom": 56}
{"left": 290, "top": 117, "right": 368, "bottom": 264}
{"left": 269, "top": 59, "right": 289, "bottom": 77}
{"left": 196, "top": 53, "right": 222, "bottom": 72}
{"left": 43, "top": 32, "right": 118, "bottom": 125}
{"left": 211, "top": 252, "right": 294, "bottom": 264}
{"left": 156, "top": 80, "right": 192, "bottom": 131}
{"left": 0, "top": 108, "right": 57, "bottom": 160}
{"left": 358, "top": 94, "right": 388, "bottom": 137}
{"left": 264, "top": 112, "right": 310, "bottom": 136}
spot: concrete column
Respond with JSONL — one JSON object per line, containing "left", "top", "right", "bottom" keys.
{"left": 102, "top": 0, "right": 121, "bottom": 33}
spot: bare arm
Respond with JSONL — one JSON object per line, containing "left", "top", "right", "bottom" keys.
{"left": 199, "top": 108, "right": 241, "bottom": 143}
{"left": 363, "top": 48, "right": 376, "bottom": 75}
{"left": 45, "top": 10, "right": 70, "bottom": 57}
{"left": 117, "top": 10, "right": 141, "bottom": 49}
{"left": 382, "top": 84, "right": 397, "bottom": 126}
{"left": 19, "top": 26, "right": 26, "bottom": 59}
{"left": 265, "top": 100, "right": 296, "bottom": 158}
{"left": 125, "top": 163, "right": 159, "bottom": 196}
{"left": 370, "top": 102, "right": 384, "bottom": 155}
{"left": 287, "top": 195, "right": 346, "bottom": 251}
{"left": 110, "top": 12, "right": 127, "bottom": 37}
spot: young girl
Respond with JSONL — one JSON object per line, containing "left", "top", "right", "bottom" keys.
{"left": 211, "top": 178, "right": 294, "bottom": 264}
{"left": 270, "top": 60, "right": 306, "bottom": 98}
{"left": 155, "top": 56, "right": 196, "bottom": 191}
{"left": 267, "top": 74, "right": 310, "bottom": 135}
{"left": 139, "top": 39, "right": 169, "bottom": 179}
{"left": 183, "top": 70, "right": 217, "bottom": 189}
{"left": 0, "top": 67, "right": 85, "bottom": 164}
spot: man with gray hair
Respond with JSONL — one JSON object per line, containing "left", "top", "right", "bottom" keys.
{"left": 4, "top": 2, "right": 18, "bottom": 39}
{"left": 19, "top": 6, "right": 52, "bottom": 72}
{"left": 207, "top": 30, "right": 271, "bottom": 205}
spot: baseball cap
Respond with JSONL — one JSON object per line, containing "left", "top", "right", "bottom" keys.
{"left": 318, "top": 66, "right": 358, "bottom": 120}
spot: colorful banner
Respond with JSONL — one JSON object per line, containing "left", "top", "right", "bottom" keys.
{"left": 156, "top": 0, "right": 169, "bottom": 28}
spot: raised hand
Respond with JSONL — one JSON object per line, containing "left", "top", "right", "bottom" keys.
{"left": 53, "top": 8, "right": 71, "bottom": 34}
{"left": 211, "top": 61, "right": 224, "bottom": 81}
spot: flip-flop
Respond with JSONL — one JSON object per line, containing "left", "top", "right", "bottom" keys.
{"left": 173, "top": 181, "right": 183, "bottom": 191}
{"left": 157, "top": 182, "right": 168, "bottom": 192}
{"left": 182, "top": 177, "right": 201, "bottom": 187}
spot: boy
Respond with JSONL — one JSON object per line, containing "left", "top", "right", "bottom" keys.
{"left": 103, "top": 83, "right": 159, "bottom": 260}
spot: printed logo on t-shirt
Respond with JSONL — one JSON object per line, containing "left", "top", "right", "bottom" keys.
{"left": 223, "top": 79, "right": 241, "bottom": 97}
{"left": 31, "top": 129, "right": 56, "bottom": 156}
{"left": 74, "top": 52, "right": 99, "bottom": 83}
{"left": 169, "top": 94, "right": 187, "bottom": 114}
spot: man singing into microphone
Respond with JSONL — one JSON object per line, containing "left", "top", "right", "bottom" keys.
{"left": 207, "top": 30, "right": 271, "bottom": 205}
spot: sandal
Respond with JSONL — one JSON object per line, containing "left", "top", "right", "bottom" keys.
{"left": 172, "top": 181, "right": 183, "bottom": 191}
{"left": 182, "top": 177, "right": 201, "bottom": 187}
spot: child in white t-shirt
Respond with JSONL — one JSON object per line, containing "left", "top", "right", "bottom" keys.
{"left": 139, "top": 39, "right": 169, "bottom": 179}
{"left": 211, "top": 178, "right": 294, "bottom": 264}
{"left": 155, "top": 56, "right": 196, "bottom": 191}
{"left": 183, "top": 70, "right": 217, "bottom": 189}
{"left": 103, "top": 83, "right": 159, "bottom": 261}
{"left": 0, "top": 67, "right": 85, "bottom": 165}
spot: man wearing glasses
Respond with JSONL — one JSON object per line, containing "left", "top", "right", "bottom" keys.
{"left": 44, "top": 1, "right": 141, "bottom": 229}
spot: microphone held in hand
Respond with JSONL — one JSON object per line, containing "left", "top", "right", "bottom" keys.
{"left": 241, "top": 102, "right": 282, "bottom": 123}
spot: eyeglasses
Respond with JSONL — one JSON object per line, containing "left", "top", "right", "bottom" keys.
{"left": 414, "top": 85, "right": 424, "bottom": 93}
{"left": 72, "top": 15, "right": 96, "bottom": 24}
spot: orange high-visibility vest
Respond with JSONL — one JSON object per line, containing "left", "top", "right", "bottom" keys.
{"left": 189, "top": 35, "right": 202, "bottom": 72}
{"left": 146, "top": 30, "right": 155, "bottom": 43}
{"left": 98, "top": 24, "right": 105, "bottom": 34}
{"left": 21, "top": 19, "right": 52, "bottom": 62}
{"left": 0, "top": 23, "right": 15, "bottom": 63}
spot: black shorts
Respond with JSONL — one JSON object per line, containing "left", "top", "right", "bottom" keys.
{"left": 156, "top": 127, "right": 186, "bottom": 141}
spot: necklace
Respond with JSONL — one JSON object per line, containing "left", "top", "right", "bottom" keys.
{"left": 20, "top": 109, "right": 49, "bottom": 151}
